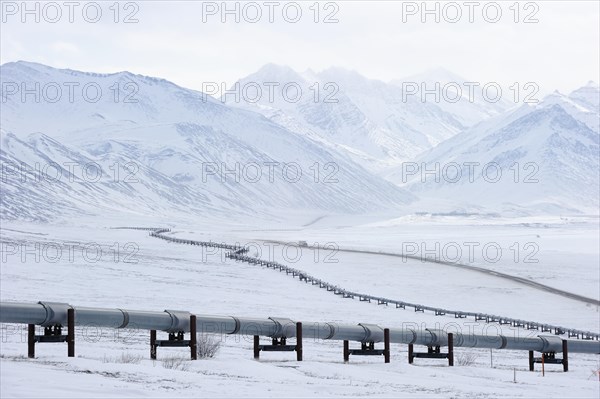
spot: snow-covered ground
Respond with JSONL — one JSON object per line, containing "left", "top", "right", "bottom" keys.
{"left": 1, "top": 216, "right": 598, "bottom": 397}
{"left": 2, "top": 3, "right": 598, "bottom": 396}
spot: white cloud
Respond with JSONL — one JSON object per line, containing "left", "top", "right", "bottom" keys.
{"left": 49, "top": 41, "right": 79, "bottom": 53}
{"left": 1, "top": 1, "right": 598, "bottom": 94}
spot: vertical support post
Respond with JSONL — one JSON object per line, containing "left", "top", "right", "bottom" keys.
{"left": 408, "top": 343, "right": 414, "bottom": 364}
{"left": 67, "top": 308, "right": 75, "bottom": 358}
{"left": 447, "top": 333, "right": 454, "bottom": 366}
{"left": 343, "top": 340, "right": 349, "bottom": 363}
{"left": 27, "top": 324, "right": 35, "bottom": 359}
{"left": 296, "top": 322, "right": 303, "bottom": 362}
{"left": 190, "top": 315, "right": 197, "bottom": 361}
{"left": 150, "top": 330, "right": 157, "bottom": 360}
{"left": 384, "top": 328, "right": 390, "bottom": 364}
{"left": 253, "top": 335, "right": 260, "bottom": 359}
{"left": 562, "top": 340, "right": 568, "bottom": 372}
{"left": 541, "top": 352, "right": 545, "bottom": 376}
{"left": 528, "top": 350, "right": 534, "bottom": 371}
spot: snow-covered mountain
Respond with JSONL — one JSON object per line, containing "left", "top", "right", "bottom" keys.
{"left": 390, "top": 67, "right": 514, "bottom": 128}
{"left": 226, "top": 65, "right": 513, "bottom": 173}
{"left": 386, "top": 87, "right": 600, "bottom": 215}
{"left": 0, "top": 61, "right": 414, "bottom": 222}
{"left": 0, "top": 130, "right": 220, "bottom": 222}
{"left": 540, "top": 82, "right": 600, "bottom": 133}
{"left": 2, "top": 62, "right": 596, "bottom": 220}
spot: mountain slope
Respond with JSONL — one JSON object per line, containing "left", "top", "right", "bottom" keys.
{"left": 0, "top": 61, "right": 415, "bottom": 222}
{"left": 390, "top": 67, "right": 514, "bottom": 128}
{"left": 386, "top": 88, "right": 600, "bottom": 214}
{"left": 226, "top": 64, "right": 479, "bottom": 172}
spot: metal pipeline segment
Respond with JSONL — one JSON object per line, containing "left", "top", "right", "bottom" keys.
{"left": 0, "top": 302, "right": 281, "bottom": 336}
{"left": 78, "top": 308, "right": 190, "bottom": 332}
{"left": 1, "top": 301, "right": 599, "bottom": 354}
{"left": 75, "top": 307, "right": 130, "bottom": 328}
{"left": 398, "top": 329, "right": 576, "bottom": 353}
{"left": 234, "top": 316, "right": 280, "bottom": 337}
{"left": 567, "top": 339, "right": 600, "bottom": 353}
{"left": 196, "top": 315, "right": 239, "bottom": 335}
{"left": 0, "top": 301, "right": 49, "bottom": 325}
{"left": 268, "top": 317, "right": 297, "bottom": 338}
{"left": 387, "top": 327, "right": 440, "bottom": 346}
{"left": 451, "top": 331, "right": 506, "bottom": 349}
{"left": 297, "top": 321, "right": 336, "bottom": 340}
{"left": 326, "top": 322, "right": 370, "bottom": 342}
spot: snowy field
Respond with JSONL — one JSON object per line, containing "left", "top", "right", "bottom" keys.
{"left": 1, "top": 216, "right": 599, "bottom": 398}
{"left": 2, "top": 1, "right": 598, "bottom": 397}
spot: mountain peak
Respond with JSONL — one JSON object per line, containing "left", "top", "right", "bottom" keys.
{"left": 2, "top": 60, "right": 138, "bottom": 80}
{"left": 317, "top": 66, "right": 373, "bottom": 88}
{"left": 1, "top": 60, "right": 54, "bottom": 77}
{"left": 569, "top": 81, "right": 599, "bottom": 94}
{"left": 2, "top": 60, "right": 49, "bottom": 69}
{"left": 256, "top": 62, "right": 296, "bottom": 73}
{"left": 568, "top": 81, "right": 600, "bottom": 112}
{"left": 247, "top": 63, "right": 304, "bottom": 82}
{"left": 540, "top": 90, "right": 571, "bottom": 108}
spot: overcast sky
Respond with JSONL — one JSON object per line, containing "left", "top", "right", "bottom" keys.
{"left": 1, "top": 1, "right": 599, "bottom": 95}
